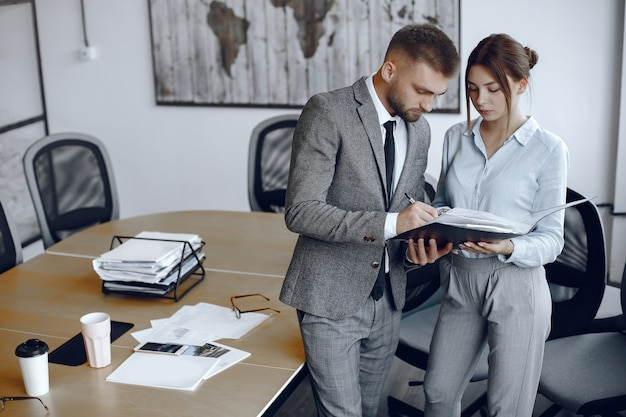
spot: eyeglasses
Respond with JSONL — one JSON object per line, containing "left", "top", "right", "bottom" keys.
{"left": 230, "top": 293, "right": 280, "bottom": 319}
{"left": 0, "top": 396, "right": 49, "bottom": 413}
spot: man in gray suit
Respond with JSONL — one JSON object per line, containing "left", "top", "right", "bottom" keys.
{"left": 280, "top": 24, "right": 459, "bottom": 417}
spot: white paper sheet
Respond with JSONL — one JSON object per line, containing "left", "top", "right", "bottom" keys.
{"left": 106, "top": 353, "right": 219, "bottom": 391}
{"left": 181, "top": 341, "right": 251, "bottom": 379}
{"left": 138, "top": 303, "right": 269, "bottom": 346}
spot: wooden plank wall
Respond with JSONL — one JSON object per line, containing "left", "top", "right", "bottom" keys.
{"left": 148, "top": 0, "right": 460, "bottom": 110}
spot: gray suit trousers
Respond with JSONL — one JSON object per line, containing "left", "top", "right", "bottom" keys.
{"left": 424, "top": 254, "right": 552, "bottom": 417}
{"left": 298, "top": 287, "right": 401, "bottom": 417}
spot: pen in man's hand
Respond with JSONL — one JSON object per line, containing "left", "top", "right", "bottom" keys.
{"left": 404, "top": 193, "right": 416, "bottom": 204}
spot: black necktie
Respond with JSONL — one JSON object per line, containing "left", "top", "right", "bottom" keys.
{"left": 372, "top": 120, "right": 395, "bottom": 301}
{"left": 383, "top": 120, "right": 395, "bottom": 206}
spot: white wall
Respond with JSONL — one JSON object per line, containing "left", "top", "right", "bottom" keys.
{"left": 33, "top": 0, "right": 625, "bottom": 281}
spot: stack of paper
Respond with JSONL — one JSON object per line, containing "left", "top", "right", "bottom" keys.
{"left": 107, "top": 302, "right": 258, "bottom": 391}
{"left": 94, "top": 231, "right": 205, "bottom": 295}
{"left": 106, "top": 341, "right": 250, "bottom": 391}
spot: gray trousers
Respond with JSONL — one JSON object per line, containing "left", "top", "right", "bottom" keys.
{"left": 424, "top": 254, "right": 552, "bottom": 417}
{"left": 298, "top": 285, "right": 401, "bottom": 417}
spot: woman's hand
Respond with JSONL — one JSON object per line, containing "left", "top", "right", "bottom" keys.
{"left": 459, "top": 239, "right": 514, "bottom": 256}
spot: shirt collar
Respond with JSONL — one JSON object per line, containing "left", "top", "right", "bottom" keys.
{"left": 511, "top": 116, "right": 539, "bottom": 145}
{"left": 365, "top": 74, "right": 400, "bottom": 127}
{"left": 469, "top": 115, "right": 539, "bottom": 146}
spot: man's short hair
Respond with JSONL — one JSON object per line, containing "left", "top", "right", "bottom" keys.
{"left": 386, "top": 24, "right": 460, "bottom": 78}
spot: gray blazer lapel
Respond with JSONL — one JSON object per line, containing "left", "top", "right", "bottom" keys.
{"left": 391, "top": 119, "right": 427, "bottom": 209}
{"left": 354, "top": 78, "right": 388, "bottom": 200}
{"left": 395, "top": 121, "right": 420, "bottom": 192}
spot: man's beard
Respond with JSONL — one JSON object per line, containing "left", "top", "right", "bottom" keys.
{"left": 388, "top": 93, "right": 423, "bottom": 123}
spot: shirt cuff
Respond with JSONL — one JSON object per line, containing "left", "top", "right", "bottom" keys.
{"left": 385, "top": 212, "right": 398, "bottom": 240}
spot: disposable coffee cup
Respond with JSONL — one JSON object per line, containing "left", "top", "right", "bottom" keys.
{"left": 15, "top": 339, "right": 49, "bottom": 396}
{"left": 80, "top": 312, "right": 111, "bottom": 368}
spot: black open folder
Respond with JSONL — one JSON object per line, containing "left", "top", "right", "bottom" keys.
{"left": 393, "top": 198, "right": 590, "bottom": 246}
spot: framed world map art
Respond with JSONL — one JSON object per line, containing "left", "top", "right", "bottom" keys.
{"left": 148, "top": 0, "right": 460, "bottom": 112}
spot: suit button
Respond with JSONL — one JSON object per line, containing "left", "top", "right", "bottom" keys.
{"left": 371, "top": 261, "right": 380, "bottom": 268}
{"left": 363, "top": 235, "right": 376, "bottom": 242}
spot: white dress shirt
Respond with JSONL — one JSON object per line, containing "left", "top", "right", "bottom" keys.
{"left": 365, "top": 75, "right": 407, "bottom": 240}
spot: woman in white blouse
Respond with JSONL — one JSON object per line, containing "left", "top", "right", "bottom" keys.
{"left": 423, "top": 33, "right": 569, "bottom": 417}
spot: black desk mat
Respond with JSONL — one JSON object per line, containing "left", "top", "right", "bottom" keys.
{"left": 49, "top": 321, "right": 134, "bottom": 366}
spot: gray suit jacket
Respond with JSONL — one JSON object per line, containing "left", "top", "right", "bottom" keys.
{"left": 279, "top": 77, "right": 431, "bottom": 320}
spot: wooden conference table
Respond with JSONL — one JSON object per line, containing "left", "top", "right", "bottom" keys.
{"left": 0, "top": 210, "right": 304, "bottom": 417}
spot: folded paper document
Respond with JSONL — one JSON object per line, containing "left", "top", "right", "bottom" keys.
{"left": 106, "top": 352, "right": 220, "bottom": 391}
{"left": 106, "top": 341, "right": 250, "bottom": 391}
{"left": 111, "top": 302, "right": 257, "bottom": 391}
{"left": 135, "top": 302, "right": 269, "bottom": 345}
{"left": 181, "top": 341, "right": 251, "bottom": 379}
{"left": 393, "top": 198, "right": 589, "bottom": 245}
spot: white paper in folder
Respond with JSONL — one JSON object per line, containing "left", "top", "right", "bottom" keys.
{"left": 106, "top": 353, "right": 219, "bottom": 391}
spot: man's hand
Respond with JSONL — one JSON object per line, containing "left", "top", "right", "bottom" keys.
{"left": 398, "top": 201, "right": 452, "bottom": 265}
{"left": 396, "top": 201, "right": 437, "bottom": 235}
{"left": 407, "top": 238, "right": 453, "bottom": 266}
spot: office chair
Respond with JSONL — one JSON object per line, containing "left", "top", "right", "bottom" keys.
{"left": 589, "top": 283, "right": 625, "bottom": 332}
{"left": 537, "top": 261, "right": 625, "bottom": 417}
{"left": 23, "top": 132, "right": 119, "bottom": 249}
{"left": 0, "top": 192, "right": 23, "bottom": 273}
{"left": 585, "top": 256, "right": 626, "bottom": 334}
{"left": 388, "top": 188, "right": 607, "bottom": 417}
{"left": 247, "top": 114, "right": 299, "bottom": 213}
{"left": 543, "top": 188, "right": 607, "bottom": 340}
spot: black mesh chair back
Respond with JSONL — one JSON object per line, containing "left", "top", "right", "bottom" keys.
{"left": 248, "top": 114, "right": 299, "bottom": 213}
{"left": 545, "top": 188, "right": 607, "bottom": 340}
{"left": 0, "top": 193, "right": 22, "bottom": 273}
{"left": 23, "top": 132, "right": 119, "bottom": 249}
